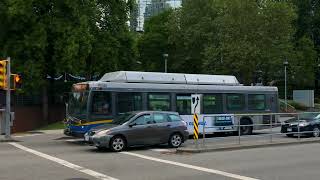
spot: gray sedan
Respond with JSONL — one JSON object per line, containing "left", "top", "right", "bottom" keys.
{"left": 88, "top": 111, "right": 189, "bottom": 152}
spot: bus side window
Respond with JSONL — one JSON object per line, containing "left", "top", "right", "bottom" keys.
{"left": 203, "top": 94, "right": 223, "bottom": 114}
{"left": 91, "top": 91, "right": 112, "bottom": 116}
{"left": 148, "top": 93, "right": 171, "bottom": 111}
{"left": 117, "top": 93, "right": 142, "bottom": 114}
{"left": 176, "top": 94, "right": 191, "bottom": 115}
{"left": 248, "top": 94, "right": 266, "bottom": 110}
{"left": 226, "top": 94, "right": 245, "bottom": 111}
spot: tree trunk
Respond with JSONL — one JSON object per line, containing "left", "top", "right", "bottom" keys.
{"left": 42, "top": 85, "right": 48, "bottom": 126}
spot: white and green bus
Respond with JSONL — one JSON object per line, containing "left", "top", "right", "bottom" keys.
{"left": 65, "top": 71, "right": 278, "bottom": 136}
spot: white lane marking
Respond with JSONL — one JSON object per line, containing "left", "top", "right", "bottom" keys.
{"left": 9, "top": 142, "right": 118, "bottom": 180}
{"left": 65, "top": 139, "right": 82, "bottom": 142}
{"left": 121, "top": 152, "right": 259, "bottom": 180}
{"left": 150, "top": 148, "right": 175, "bottom": 153}
{"left": 13, "top": 134, "right": 41, "bottom": 138}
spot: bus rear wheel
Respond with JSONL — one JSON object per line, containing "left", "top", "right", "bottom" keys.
{"left": 240, "top": 119, "right": 253, "bottom": 135}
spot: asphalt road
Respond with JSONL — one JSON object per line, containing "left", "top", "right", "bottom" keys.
{"left": 1, "top": 131, "right": 320, "bottom": 180}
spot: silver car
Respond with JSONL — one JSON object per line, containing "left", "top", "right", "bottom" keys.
{"left": 89, "top": 111, "right": 189, "bottom": 152}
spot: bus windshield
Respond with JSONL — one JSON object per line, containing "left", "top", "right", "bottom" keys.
{"left": 68, "top": 91, "right": 89, "bottom": 120}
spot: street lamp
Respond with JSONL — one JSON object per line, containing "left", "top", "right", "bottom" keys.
{"left": 283, "top": 59, "right": 289, "bottom": 111}
{"left": 163, "top": 53, "right": 168, "bottom": 73}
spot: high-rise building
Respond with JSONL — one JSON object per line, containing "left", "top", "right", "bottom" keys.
{"left": 132, "top": 0, "right": 181, "bottom": 32}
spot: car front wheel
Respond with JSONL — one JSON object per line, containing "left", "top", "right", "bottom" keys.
{"left": 169, "top": 133, "right": 183, "bottom": 148}
{"left": 110, "top": 136, "right": 126, "bottom": 152}
{"left": 312, "top": 127, "right": 320, "bottom": 137}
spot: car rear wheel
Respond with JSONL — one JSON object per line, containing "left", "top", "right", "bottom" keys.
{"left": 312, "top": 127, "right": 320, "bottom": 137}
{"left": 110, "top": 136, "right": 126, "bottom": 152}
{"left": 169, "top": 133, "right": 183, "bottom": 148}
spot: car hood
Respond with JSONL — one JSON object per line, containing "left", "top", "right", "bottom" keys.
{"left": 90, "top": 124, "right": 119, "bottom": 132}
{"left": 287, "top": 120, "right": 309, "bottom": 126}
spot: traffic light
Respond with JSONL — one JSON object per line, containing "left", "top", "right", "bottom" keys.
{"left": 10, "top": 74, "right": 22, "bottom": 90}
{"left": 0, "top": 60, "right": 7, "bottom": 89}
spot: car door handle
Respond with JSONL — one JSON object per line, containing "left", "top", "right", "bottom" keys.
{"left": 166, "top": 124, "right": 171, "bottom": 127}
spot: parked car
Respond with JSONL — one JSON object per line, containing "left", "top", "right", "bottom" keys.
{"left": 281, "top": 113, "right": 320, "bottom": 137}
{"left": 87, "top": 111, "right": 189, "bottom": 152}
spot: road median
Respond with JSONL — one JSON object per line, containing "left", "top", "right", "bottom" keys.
{"left": 177, "top": 138, "right": 320, "bottom": 153}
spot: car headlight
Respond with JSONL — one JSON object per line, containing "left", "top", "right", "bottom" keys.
{"left": 299, "top": 122, "right": 309, "bottom": 127}
{"left": 95, "top": 129, "right": 111, "bottom": 137}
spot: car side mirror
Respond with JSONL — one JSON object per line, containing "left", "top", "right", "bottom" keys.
{"left": 129, "top": 123, "right": 137, "bottom": 128}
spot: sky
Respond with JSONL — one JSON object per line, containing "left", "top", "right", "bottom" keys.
{"left": 136, "top": 0, "right": 181, "bottom": 31}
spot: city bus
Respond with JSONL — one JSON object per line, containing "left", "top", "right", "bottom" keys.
{"left": 64, "top": 71, "right": 278, "bottom": 136}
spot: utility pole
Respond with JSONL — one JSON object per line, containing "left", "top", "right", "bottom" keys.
{"left": 283, "top": 59, "right": 289, "bottom": 112}
{"left": 163, "top": 53, "right": 168, "bottom": 73}
{"left": 5, "top": 57, "right": 11, "bottom": 139}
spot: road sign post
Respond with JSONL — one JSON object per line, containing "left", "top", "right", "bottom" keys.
{"left": 191, "top": 94, "right": 201, "bottom": 148}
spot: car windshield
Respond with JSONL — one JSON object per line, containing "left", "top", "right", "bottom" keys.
{"left": 299, "top": 113, "right": 320, "bottom": 121}
{"left": 112, "top": 112, "right": 136, "bottom": 125}
{"left": 67, "top": 91, "right": 89, "bottom": 120}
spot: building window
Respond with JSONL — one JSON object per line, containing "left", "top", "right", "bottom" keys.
{"left": 249, "top": 94, "right": 266, "bottom": 110}
{"left": 148, "top": 93, "right": 171, "bottom": 111}
{"left": 176, "top": 94, "right": 191, "bottom": 115}
{"left": 227, "top": 94, "right": 245, "bottom": 111}
{"left": 203, "top": 94, "right": 223, "bottom": 114}
{"left": 117, "top": 93, "right": 142, "bottom": 114}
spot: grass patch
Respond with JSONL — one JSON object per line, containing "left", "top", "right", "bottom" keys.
{"left": 38, "top": 121, "right": 65, "bottom": 130}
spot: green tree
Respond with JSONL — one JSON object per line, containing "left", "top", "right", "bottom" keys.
{"left": 138, "top": 10, "right": 173, "bottom": 72}
{"left": 0, "top": 0, "right": 136, "bottom": 122}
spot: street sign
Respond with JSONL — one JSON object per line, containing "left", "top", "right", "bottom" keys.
{"left": 191, "top": 94, "right": 201, "bottom": 114}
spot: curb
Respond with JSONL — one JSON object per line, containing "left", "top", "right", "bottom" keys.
{"left": 0, "top": 136, "right": 19, "bottom": 143}
{"left": 177, "top": 139, "right": 320, "bottom": 153}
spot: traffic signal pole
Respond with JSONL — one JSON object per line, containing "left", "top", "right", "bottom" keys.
{"left": 5, "top": 57, "right": 11, "bottom": 139}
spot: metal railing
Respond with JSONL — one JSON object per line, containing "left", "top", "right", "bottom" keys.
{"left": 197, "top": 112, "right": 320, "bottom": 148}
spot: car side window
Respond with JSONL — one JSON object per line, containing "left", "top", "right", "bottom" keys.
{"left": 153, "top": 113, "right": 168, "bottom": 124}
{"left": 133, "top": 114, "right": 152, "bottom": 125}
{"left": 168, "top": 114, "right": 182, "bottom": 122}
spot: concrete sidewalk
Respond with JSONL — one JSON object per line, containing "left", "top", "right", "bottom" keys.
{"left": 178, "top": 137, "right": 320, "bottom": 153}
{"left": 0, "top": 135, "right": 18, "bottom": 142}
{"left": 1, "top": 129, "right": 63, "bottom": 142}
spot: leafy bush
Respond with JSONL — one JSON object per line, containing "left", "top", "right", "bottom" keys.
{"left": 288, "top": 100, "right": 308, "bottom": 111}
{"left": 315, "top": 98, "right": 320, "bottom": 104}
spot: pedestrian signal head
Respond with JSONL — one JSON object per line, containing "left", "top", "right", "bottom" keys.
{"left": 11, "top": 74, "right": 22, "bottom": 90}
